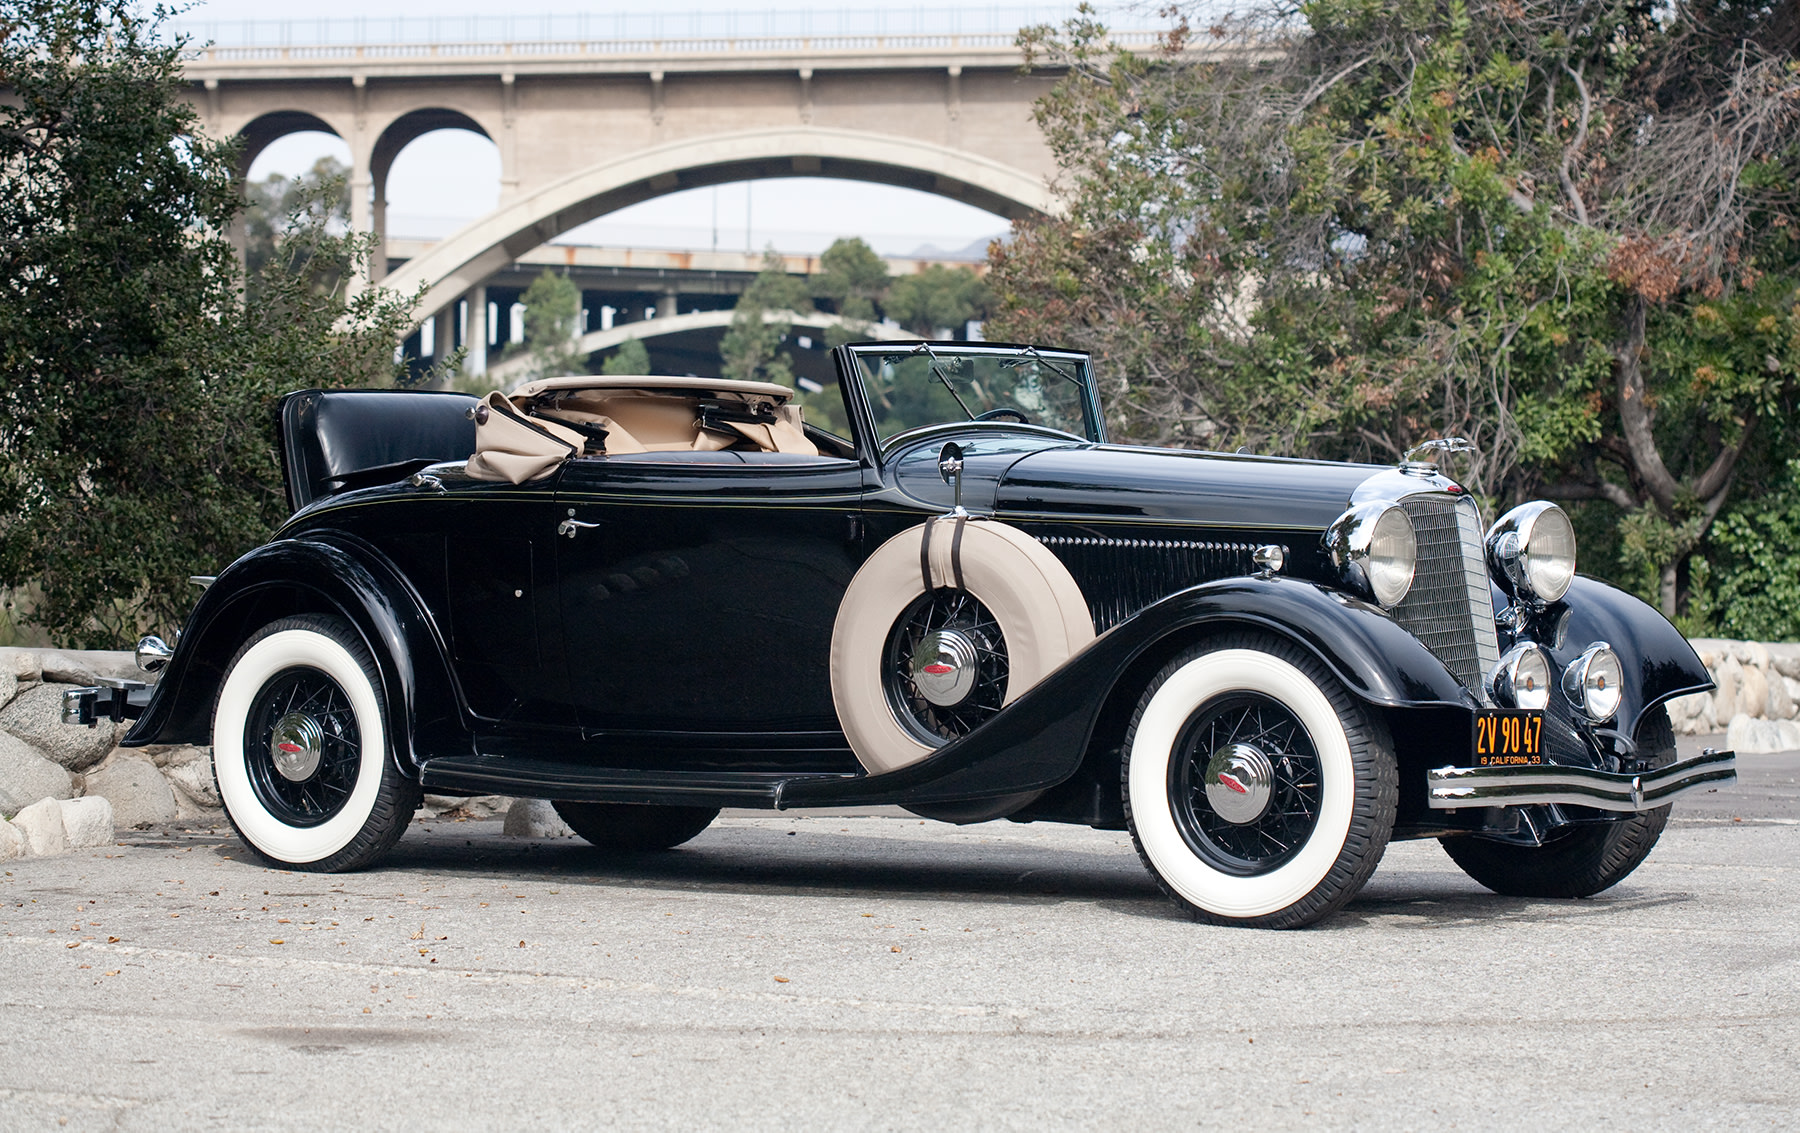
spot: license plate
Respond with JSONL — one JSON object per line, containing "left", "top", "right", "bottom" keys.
{"left": 1471, "top": 709, "right": 1545, "bottom": 766}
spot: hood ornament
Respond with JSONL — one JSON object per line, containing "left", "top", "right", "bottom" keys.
{"left": 1400, "top": 436, "right": 1474, "bottom": 476}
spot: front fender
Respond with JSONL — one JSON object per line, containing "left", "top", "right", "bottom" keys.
{"left": 1536, "top": 575, "right": 1712, "bottom": 740}
{"left": 124, "top": 535, "right": 458, "bottom": 775}
{"left": 782, "top": 575, "right": 1470, "bottom": 808}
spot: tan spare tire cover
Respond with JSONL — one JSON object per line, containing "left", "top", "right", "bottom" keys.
{"left": 831, "top": 518, "right": 1095, "bottom": 774}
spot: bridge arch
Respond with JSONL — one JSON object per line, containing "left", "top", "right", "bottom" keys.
{"left": 236, "top": 110, "right": 344, "bottom": 178}
{"left": 377, "top": 127, "right": 1055, "bottom": 323}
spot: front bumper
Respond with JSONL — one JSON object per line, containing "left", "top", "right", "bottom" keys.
{"left": 61, "top": 679, "right": 153, "bottom": 727}
{"left": 1427, "top": 748, "right": 1736, "bottom": 812}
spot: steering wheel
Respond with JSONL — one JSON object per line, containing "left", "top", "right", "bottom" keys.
{"left": 973, "top": 406, "right": 1032, "bottom": 424}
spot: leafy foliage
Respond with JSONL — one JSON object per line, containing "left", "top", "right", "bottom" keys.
{"left": 887, "top": 265, "right": 991, "bottom": 337}
{"left": 243, "top": 156, "right": 349, "bottom": 298}
{"left": 0, "top": 0, "right": 433, "bottom": 647}
{"left": 721, "top": 251, "right": 812, "bottom": 384}
{"left": 810, "top": 237, "right": 889, "bottom": 346}
{"left": 516, "top": 269, "right": 584, "bottom": 379}
{"left": 600, "top": 338, "right": 652, "bottom": 376}
{"left": 991, "top": 0, "right": 1800, "bottom": 618}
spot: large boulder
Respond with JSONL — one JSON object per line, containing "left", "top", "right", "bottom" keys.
{"left": 0, "top": 683, "right": 121, "bottom": 770}
{"left": 81, "top": 752, "right": 178, "bottom": 828}
{"left": 0, "top": 732, "right": 74, "bottom": 814}
{"left": 0, "top": 817, "right": 20, "bottom": 862}
{"left": 1726, "top": 714, "right": 1800, "bottom": 755}
{"left": 11, "top": 797, "right": 66, "bottom": 856}
{"left": 161, "top": 757, "right": 221, "bottom": 812}
{"left": 58, "top": 796, "right": 114, "bottom": 848}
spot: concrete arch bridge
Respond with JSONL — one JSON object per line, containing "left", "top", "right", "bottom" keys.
{"left": 184, "top": 28, "right": 1147, "bottom": 371}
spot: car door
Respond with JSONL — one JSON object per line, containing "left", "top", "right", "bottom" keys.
{"left": 553, "top": 450, "right": 866, "bottom": 763}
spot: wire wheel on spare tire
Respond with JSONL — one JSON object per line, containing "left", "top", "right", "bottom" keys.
{"left": 1439, "top": 706, "right": 1677, "bottom": 898}
{"left": 831, "top": 517, "right": 1093, "bottom": 774}
{"left": 1123, "top": 632, "right": 1398, "bottom": 929}
{"left": 211, "top": 614, "right": 420, "bottom": 872}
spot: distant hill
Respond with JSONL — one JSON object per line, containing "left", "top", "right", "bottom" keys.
{"left": 905, "top": 232, "right": 1008, "bottom": 263}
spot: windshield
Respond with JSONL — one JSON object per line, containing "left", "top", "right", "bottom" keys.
{"left": 851, "top": 345, "right": 1098, "bottom": 444}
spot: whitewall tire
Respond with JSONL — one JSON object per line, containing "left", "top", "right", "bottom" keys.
{"left": 831, "top": 519, "right": 1093, "bottom": 774}
{"left": 212, "top": 615, "right": 419, "bottom": 871}
{"left": 1123, "top": 633, "right": 1397, "bottom": 928}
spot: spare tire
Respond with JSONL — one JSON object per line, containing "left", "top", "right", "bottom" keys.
{"left": 831, "top": 517, "right": 1094, "bottom": 774}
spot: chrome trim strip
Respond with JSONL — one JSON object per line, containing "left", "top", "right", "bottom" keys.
{"left": 1427, "top": 748, "right": 1737, "bottom": 812}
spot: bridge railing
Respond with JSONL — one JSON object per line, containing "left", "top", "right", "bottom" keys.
{"left": 188, "top": 30, "right": 1167, "bottom": 65}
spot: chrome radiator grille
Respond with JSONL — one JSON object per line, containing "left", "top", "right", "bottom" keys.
{"left": 1391, "top": 494, "right": 1502, "bottom": 697}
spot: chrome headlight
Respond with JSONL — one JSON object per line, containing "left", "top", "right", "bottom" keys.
{"left": 1325, "top": 502, "right": 1417, "bottom": 608}
{"left": 1563, "top": 643, "right": 1623, "bottom": 722}
{"left": 1490, "top": 643, "right": 1551, "bottom": 710}
{"left": 1486, "top": 501, "right": 1576, "bottom": 604}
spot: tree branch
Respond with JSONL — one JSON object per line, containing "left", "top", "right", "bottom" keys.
{"left": 1614, "top": 294, "right": 1680, "bottom": 513}
{"left": 1557, "top": 61, "right": 1591, "bottom": 225}
{"left": 1543, "top": 479, "right": 1638, "bottom": 511}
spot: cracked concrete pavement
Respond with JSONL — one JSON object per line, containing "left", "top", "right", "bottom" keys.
{"left": 1, "top": 739, "right": 1795, "bottom": 1130}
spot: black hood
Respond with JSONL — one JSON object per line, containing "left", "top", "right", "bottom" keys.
{"left": 993, "top": 444, "right": 1408, "bottom": 532}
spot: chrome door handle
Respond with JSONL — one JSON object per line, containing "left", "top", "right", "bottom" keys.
{"left": 557, "top": 519, "right": 600, "bottom": 539}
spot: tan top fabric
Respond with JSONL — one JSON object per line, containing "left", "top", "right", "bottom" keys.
{"left": 465, "top": 391, "right": 587, "bottom": 483}
{"left": 510, "top": 375, "right": 796, "bottom": 402}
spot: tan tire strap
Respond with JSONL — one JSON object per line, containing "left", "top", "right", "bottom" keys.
{"left": 949, "top": 516, "right": 968, "bottom": 591}
{"left": 918, "top": 516, "right": 938, "bottom": 591}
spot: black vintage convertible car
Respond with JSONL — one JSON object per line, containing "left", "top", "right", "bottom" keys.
{"left": 66, "top": 342, "right": 1735, "bottom": 927}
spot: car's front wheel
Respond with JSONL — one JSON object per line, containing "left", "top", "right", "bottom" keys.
{"left": 212, "top": 615, "right": 419, "bottom": 871}
{"left": 1123, "top": 633, "right": 1398, "bottom": 928}
{"left": 1439, "top": 707, "right": 1677, "bottom": 898}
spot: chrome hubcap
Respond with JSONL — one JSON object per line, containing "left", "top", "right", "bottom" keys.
{"left": 270, "top": 712, "right": 325, "bottom": 782}
{"left": 1202, "top": 742, "right": 1275, "bottom": 825}
{"left": 909, "top": 629, "right": 979, "bottom": 707}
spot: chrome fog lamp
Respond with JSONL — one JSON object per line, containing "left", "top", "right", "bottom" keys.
{"left": 1325, "top": 502, "right": 1417, "bottom": 608}
{"left": 1490, "top": 643, "right": 1552, "bottom": 710}
{"left": 1563, "top": 643, "right": 1623, "bottom": 722}
{"left": 1486, "top": 501, "right": 1577, "bottom": 604}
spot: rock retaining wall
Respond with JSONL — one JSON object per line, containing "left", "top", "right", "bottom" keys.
{"left": 1667, "top": 640, "right": 1800, "bottom": 753}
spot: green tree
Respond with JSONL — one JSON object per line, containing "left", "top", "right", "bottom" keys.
{"left": 601, "top": 338, "right": 652, "bottom": 375}
{"left": 243, "top": 155, "right": 350, "bottom": 297}
{"left": 0, "top": 0, "right": 436, "bottom": 647}
{"left": 992, "top": 1, "right": 1800, "bottom": 618}
{"left": 811, "top": 237, "right": 890, "bottom": 346}
{"left": 517, "top": 269, "right": 585, "bottom": 379}
{"left": 887, "top": 264, "right": 991, "bottom": 337}
{"left": 721, "top": 250, "right": 811, "bottom": 383}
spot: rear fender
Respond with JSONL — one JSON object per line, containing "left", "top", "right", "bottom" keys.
{"left": 781, "top": 575, "right": 1470, "bottom": 808}
{"left": 123, "top": 536, "right": 459, "bottom": 776}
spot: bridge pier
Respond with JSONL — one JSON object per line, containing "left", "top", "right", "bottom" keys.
{"left": 466, "top": 286, "right": 489, "bottom": 376}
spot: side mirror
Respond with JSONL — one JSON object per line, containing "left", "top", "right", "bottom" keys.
{"left": 937, "top": 442, "right": 966, "bottom": 514}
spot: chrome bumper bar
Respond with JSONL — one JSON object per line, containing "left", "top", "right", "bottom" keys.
{"left": 61, "top": 679, "right": 152, "bottom": 728}
{"left": 1427, "top": 748, "right": 1737, "bottom": 812}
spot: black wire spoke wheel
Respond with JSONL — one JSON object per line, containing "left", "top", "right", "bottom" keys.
{"left": 243, "top": 666, "right": 362, "bottom": 828}
{"left": 1169, "top": 692, "right": 1324, "bottom": 876}
{"left": 882, "top": 587, "right": 1010, "bottom": 745}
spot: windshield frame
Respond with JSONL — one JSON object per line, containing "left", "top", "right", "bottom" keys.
{"left": 839, "top": 341, "right": 1106, "bottom": 463}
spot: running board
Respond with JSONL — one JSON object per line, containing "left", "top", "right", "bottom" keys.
{"left": 418, "top": 756, "right": 858, "bottom": 809}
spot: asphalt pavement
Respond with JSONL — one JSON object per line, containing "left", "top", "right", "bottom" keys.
{"left": 1, "top": 738, "right": 1795, "bottom": 1130}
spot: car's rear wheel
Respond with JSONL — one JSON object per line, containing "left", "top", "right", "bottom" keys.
{"left": 1123, "top": 633, "right": 1397, "bottom": 928}
{"left": 212, "top": 615, "right": 419, "bottom": 871}
{"left": 551, "top": 801, "right": 718, "bottom": 851}
{"left": 1440, "top": 707, "right": 1676, "bottom": 898}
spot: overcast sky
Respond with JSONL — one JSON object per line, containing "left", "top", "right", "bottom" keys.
{"left": 187, "top": 1, "right": 1150, "bottom": 257}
